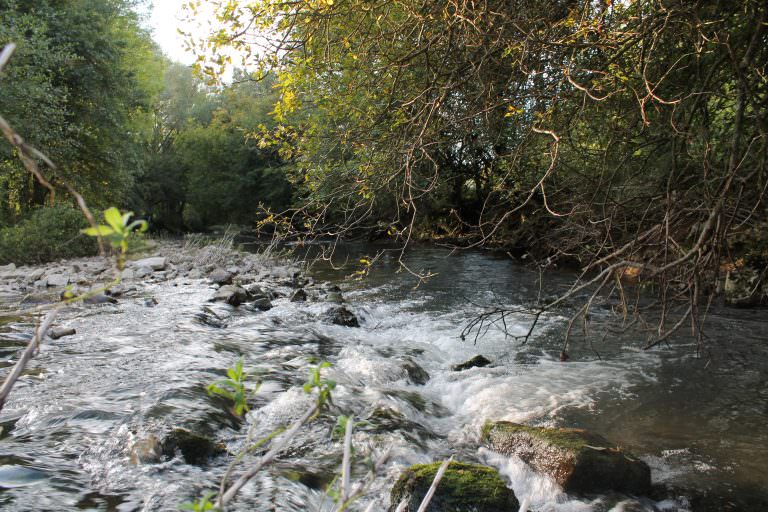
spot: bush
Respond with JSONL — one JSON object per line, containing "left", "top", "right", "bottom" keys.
{"left": 0, "top": 205, "right": 98, "bottom": 265}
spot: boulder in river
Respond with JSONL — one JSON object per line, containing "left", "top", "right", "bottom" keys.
{"left": 324, "top": 306, "right": 359, "bottom": 327}
{"left": 291, "top": 288, "right": 308, "bottom": 302}
{"left": 452, "top": 355, "right": 491, "bottom": 371}
{"left": 209, "top": 268, "right": 234, "bottom": 285}
{"left": 48, "top": 327, "right": 76, "bottom": 340}
{"left": 211, "top": 285, "right": 250, "bottom": 306}
{"left": 132, "top": 257, "right": 167, "bottom": 271}
{"left": 481, "top": 421, "right": 651, "bottom": 496}
{"left": 402, "top": 358, "right": 430, "bottom": 385}
{"left": 161, "top": 428, "right": 226, "bottom": 465}
{"left": 389, "top": 461, "right": 518, "bottom": 512}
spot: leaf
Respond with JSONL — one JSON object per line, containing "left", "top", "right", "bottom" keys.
{"left": 103, "top": 207, "right": 124, "bottom": 232}
{"left": 81, "top": 225, "right": 115, "bottom": 237}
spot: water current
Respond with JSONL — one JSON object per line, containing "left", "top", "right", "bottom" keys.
{"left": 0, "top": 243, "right": 765, "bottom": 511}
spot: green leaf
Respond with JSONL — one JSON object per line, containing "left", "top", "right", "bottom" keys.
{"left": 81, "top": 225, "right": 115, "bottom": 236}
{"left": 103, "top": 207, "right": 124, "bottom": 232}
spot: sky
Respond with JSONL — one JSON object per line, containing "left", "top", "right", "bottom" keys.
{"left": 145, "top": 0, "right": 198, "bottom": 64}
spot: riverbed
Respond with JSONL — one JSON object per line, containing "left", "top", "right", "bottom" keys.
{"left": 0, "top": 241, "right": 765, "bottom": 511}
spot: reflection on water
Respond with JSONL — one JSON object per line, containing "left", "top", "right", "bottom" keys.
{"left": 0, "top": 242, "right": 765, "bottom": 510}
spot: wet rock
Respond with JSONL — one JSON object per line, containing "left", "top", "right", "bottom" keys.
{"left": 144, "top": 297, "right": 158, "bottom": 307}
{"left": 28, "top": 268, "right": 45, "bottom": 282}
{"left": 452, "top": 355, "right": 492, "bottom": 371}
{"left": 194, "top": 307, "right": 227, "bottom": 328}
{"left": 291, "top": 288, "right": 308, "bottom": 302}
{"left": 481, "top": 421, "right": 651, "bottom": 495}
{"left": 133, "top": 266, "right": 153, "bottom": 279}
{"left": 251, "top": 296, "right": 273, "bottom": 311}
{"left": 724, "top": 267, "right": 766, "bottom": 307}
{"left": 209, "top": 268, "right": 234, "bottom": 285}
{"left": 211, "top": 285, "right": 250, "bottom": 306}
{"left": 132, "top": 257, "right": 167, "bottom": 271}
{"left": 105, "top": 284, "right": 137, "bottom": 298}
{"left": 402, "top": 358, "right": 430, "bottom": 385}
{"left": 129, "top": 435, "right": 163, "bottom": 464}
{"left": 325, "top": 284, "right": 342, "bottom": 293}
{"left": 20, "top": 292, "right": 57, "bottom": 305}
{"left": 48, "top": 327, "right": 76, "bottom": 340}
{"left": 326, "top": 291, "right": 344, "bottom": 304}
{"left": 45, "top": 274, "right": 70, "bottom": 287}
{"left": 161, "top": 428, "right": 226, "bottom": 465}
{"left": 324, "top": 306, "right": 359, "bottom": 327}
{"left": 389, "top": 461, "right": 518, "bottom": 512}
{"left": 83, "top": 293, "right": 117, "bottom": 305}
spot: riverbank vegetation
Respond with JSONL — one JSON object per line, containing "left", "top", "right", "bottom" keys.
{"left": 2, "top": 1, "right": 767, "bottom": 333}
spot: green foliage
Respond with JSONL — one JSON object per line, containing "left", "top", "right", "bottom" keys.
{"left": 0, "top": 0, "right": 166, "bottom": 219}
{"left": 82, "top": 207, "right": 148, "bottom": 254}
{"left": 303, "top": 361, "right": 336, "bottom": 411}
{"left": 207, "top": 358, "right": 253, "bottom": 417}
{"left": 179, "top": 492, "right": 219, "bottom": 512}
{"left": 0, "top": 205, "right": 97, "bottom": 265}
{"left": 135, "top": 67, "right": 293, "bottom": 231}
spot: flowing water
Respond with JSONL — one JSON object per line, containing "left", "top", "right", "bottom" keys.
{"left": 0, "top": 244, "right": 766, "bottom": 511}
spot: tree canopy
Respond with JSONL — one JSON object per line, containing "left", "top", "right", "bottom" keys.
{"left": 193, "top": 0, "right": 767, "bottom": 341}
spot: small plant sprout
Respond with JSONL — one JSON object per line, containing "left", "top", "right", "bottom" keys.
{"left": 304, "top": 361, "right": 336, "bottom": 414}
{"left": 179, "top": 492, "right": 219, "bottom": 511}
{"left": 81, "top": 207, "right": 148, "bottom": 268}
{"left": 207, "top": 358, "right": 253, "bottom": 417}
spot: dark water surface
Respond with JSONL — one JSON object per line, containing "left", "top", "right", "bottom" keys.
{"left": 0, "top": 243, "right": 765, "bottom": 511}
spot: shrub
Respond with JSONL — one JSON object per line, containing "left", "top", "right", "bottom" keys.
{"left": 0, "top": 205, "right": 98, "bottom": 265}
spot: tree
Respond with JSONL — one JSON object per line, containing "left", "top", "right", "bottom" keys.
{"left": 195, "top": 0, "right": 767, "bottom": 346}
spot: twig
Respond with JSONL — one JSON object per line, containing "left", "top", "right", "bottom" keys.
{"left": 0, "top": 310, "right": 57, "bottom": 412}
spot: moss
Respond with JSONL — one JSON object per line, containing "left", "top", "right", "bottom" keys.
{"left": 482, "top": 421, "right": 602, "bottom": 453}
{"left": 389, "top": 461, "right": 518, "bottom": 512}
{"left": 481, "top": 422, "right": 651, "bottom": 495}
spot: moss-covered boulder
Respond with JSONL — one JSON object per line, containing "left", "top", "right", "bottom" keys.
{"left": 161, "top": 428, "right": 227, "bottom": 465}
{"left": 388, "top": 461, "right": 518, "bottom": 512}
{"left": 481, "top": 422, "right": 651, "bottom": 496}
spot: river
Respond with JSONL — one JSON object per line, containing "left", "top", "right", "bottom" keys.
{"left": 0, "top": 242, "right": 765, "bottom": 511}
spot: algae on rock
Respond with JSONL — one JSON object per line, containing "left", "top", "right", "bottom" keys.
{"left": 481, "top": 421, "right": 651, "bottom": 496}
{"left": 389, "top": 461, "right": 518, "bottom": 512}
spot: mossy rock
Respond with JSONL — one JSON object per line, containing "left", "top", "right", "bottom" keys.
{"left": 389, "top": 461, "right": 518, "bottom": 512}
{"left": 481, "top": 421, "right": 651, "bottom": 496}
{"left": 161, "top": 428, "right": 227, "bottom": 465}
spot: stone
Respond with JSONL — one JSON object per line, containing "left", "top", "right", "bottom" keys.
{"left": 28, "top": 269, "right": 45, "bottom": 282}
{"left": 129, "top": 435, "right": 163, "bottom": 464}
{"left": 326, "top": 291, "right": 344, "bottom": 304}
{"left": 211, "top": 285, "right": 250, "bottom": 306}
{"left": 209, "top": 268, "right": 233, "bottom": 285}
{"left": 291, "top": 289, "right": 308, "bottom": 302}
{"left": 132, "top": 257, "right": 167, "bottom": 271}
{"left": 45, "top": 274, "right": 70, "bottom": 287}
{"left": 452, "top": 355, "right": 492, "bottom": 371}
{"left": 324, "top": 306, "right": 360, "bottom": 327}
{"left": 161, "top": 428, "right": 226, "bottom": 465}
{"left": 251, "top": 297, "right": 273, "bottom": 311}
{"left": 194, "top": 310, "right": 227, "bottom": 328}
{"left": 133, "top": 266, "right": 153, "bottom": 279}
{"left": 481, "top": 421, "right": 652, "bottom": 496}
{"left": 402, "top": 358, "right": 430, "bottom": 385}
{"left": 83, "top": 293, "right": 118, "bottom": 305}
{"left": 389, "top": 461, "right": 518, "bottom": 512}
{"left": 49, "top": 327, "right": 76, "bottom": 340}
{"left": 144, "top": 297, "right": 158, "bottom": 307}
